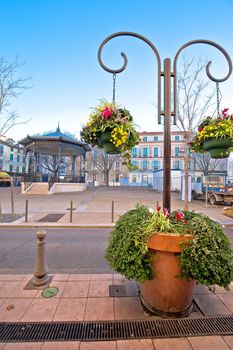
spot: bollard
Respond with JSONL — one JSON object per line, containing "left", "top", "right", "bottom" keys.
{"left": 0, "top": 200, "right": 2, "bottom": 218}
{"left": 70, "top": 200, "right": 73, "bottom": 223}
{"left": 111, "top": 200, "right": 114, "bottom": 223}
{"left": 25, "top": 200, "right": 28, "bottom": 222}
{"left": 33, "top": 230, "right": 51, "bottom": 286}
{"left": 10, "top": 178, "right": 14, "bottom": 216}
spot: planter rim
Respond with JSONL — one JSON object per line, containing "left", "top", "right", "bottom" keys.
{"left": 147, "top": 232, "right": 193, "bottom": 253}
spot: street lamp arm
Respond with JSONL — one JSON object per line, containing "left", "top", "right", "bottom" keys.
{"left": 173, "top": 39, "right": 232, "bottom": 116}
{"left": 98, "top": 31, "right": 162, "bottom": 117}
{"left": 174, "top": 39, "right": 232, "bottom": 82}
{"left": 98, "top": 31, "right": 161, "bottom": 73}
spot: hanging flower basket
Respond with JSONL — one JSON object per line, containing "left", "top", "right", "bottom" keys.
{"left": 203, "top": 137, "right": 233, "bottom": 159}
{"left": 98, "top": 129, "right": 121, "bottom": 154}
{"left": 190, "top": 108, "right": 233, "bottom": 159}
{"left": 80, "top": 100, "right": 140, "bottom": 168}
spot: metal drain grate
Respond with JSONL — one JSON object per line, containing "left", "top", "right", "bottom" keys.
{"left": 109, "top": 285, "right": 127, "bottom": 297}
{"left": 0, "top": 316, "right": 233, "bottom": 342}
{"left": 37, "top": 214, "right": 64, "bottom": 222}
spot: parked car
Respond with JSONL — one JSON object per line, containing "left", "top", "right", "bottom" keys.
{"left": 0, "top": 171, "right": 11, "bottom": 187}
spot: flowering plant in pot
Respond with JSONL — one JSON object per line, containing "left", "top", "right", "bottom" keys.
{"left": 105, "top": 205, "right": 233, "bottom": 317}
{"left": 190, "top": 108, "right": 233, "bottom": 158}
{"left": 80, "top": 100, "right": 140, "bottom": 169}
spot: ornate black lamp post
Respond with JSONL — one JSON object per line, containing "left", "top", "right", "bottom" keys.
{"left": 98, "top": 32, "right": 232, "bottom": 211}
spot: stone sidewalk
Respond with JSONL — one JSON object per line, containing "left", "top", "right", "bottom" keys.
{"left": 0, "top": 273, "right": 233, "bottom": 349}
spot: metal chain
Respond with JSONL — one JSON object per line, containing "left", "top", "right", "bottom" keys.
{"left": 112, "top": 73, "right": 116, "bottom": 104}
{"left": 216, "top": 81, "right": 220, "bottom": 117}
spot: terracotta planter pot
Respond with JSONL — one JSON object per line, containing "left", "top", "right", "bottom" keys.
{"left": 98, "top": 130, "right": 121, "bottom": 154}
{"left": 140, "top": 232, "right": 195, "bottom": 318}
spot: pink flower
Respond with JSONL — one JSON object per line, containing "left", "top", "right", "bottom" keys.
{"left": 163, "top": 208, "right": 169, "bottom": 218}
{"left": 222, "top": 108, "right": 229, "bottom": 117}
{"left": 103, "top": 107, "right": 113, "bottom": 118}
{"left": 176, "top": 211, "right": 185, "bottom": 221}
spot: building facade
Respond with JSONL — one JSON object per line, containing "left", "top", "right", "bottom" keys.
{"left": 129, "top": 131, "right": 188, "bottom": 187}
{"left": 0, "top": 136, "right": 26, "bottom": 177}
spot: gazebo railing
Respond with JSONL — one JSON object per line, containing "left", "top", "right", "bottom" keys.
{"left": 23, "top": 174, "right": 86, "bottom": 191}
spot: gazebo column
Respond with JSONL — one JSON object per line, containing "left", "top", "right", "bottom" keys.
{"left": 57, "top": 142, "right": 61, "bottom": 181}
{"left": 25, "top": 150, "right": 30, "bottom": 174}
{"left": 79, "top": 154, "right": 82, "bottom": 181}
{"left": 82, "top": 153, "right": 86, "bottom": 183}
{"left": 33, "top": 143, "right": 36, "bottom": 175}
{"left": 72, "top": 155, "right": 77, "bottom": 182}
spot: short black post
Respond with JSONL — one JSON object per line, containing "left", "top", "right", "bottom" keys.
{"left": 111, "top": 200, "right": 114, "bottom": 223}
{"left": 70, "top": 200, "right": 73, "bottom": 223}
{"left": 25, "top": 200, "right": 28, "bottom": 222}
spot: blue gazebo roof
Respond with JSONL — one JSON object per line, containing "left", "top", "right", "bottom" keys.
{"left": 19, "top": 124, "right": 91, "bottom": 156}
{"left": 44, "top": 125, "right": 75, "bottom": 140}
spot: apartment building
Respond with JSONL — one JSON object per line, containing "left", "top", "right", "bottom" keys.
{"left": 129, "top": 131, "right": 188, "bottom": 187}
{"left": 0, "top": 136, "right": 26, "bottom": 176}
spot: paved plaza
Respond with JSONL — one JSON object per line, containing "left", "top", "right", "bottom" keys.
{"left": 0, "top": 186, "right": 232, "bottom": 227}
{"left": 0, "top": 186, "right": 233, "bottom": 349}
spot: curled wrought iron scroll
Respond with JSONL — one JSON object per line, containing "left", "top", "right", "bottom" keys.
{"left": 98, "top": 31, "right": 162, "bottom": 116}
{"left": 98, "top": 32, "right": 232, "bottom": 120}
{"left": 173, "top": 39, "right": 232, "bottom": 115}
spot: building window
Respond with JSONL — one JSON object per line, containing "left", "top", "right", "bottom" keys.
{"left": 10, "top": 154, "right": 14, "bottom": 161}
{"left": 154, "top": 136, "right": 159, "bottom": 141}
{"left": 142, "top": 175, "right": 148, "bottom": 183}
{"left": 174, "top": 147, "right": 180, "bottom": 157}
{"left": 175, "top": 135, "right": 180, "bottom": 141}
{"left": 153, "top": 147, "right": 159, "bottom": 157}
{"left": 173, "top": 160, "right": 181, "bottom": 169}
{"left": 132, "top": 175, "right": 137, "bottom": 183}
{"left": 132, "top": 147, "right": 137, "bottom": 157}
{"left": 115, "top": 161, "right": 120, "bottom": 171}
{"left": 0, "top": 145, "right": 3, "bottom": 156}
{"left": 142, "top": 147, "right": 148, "bottom": 157}
{"left": 142, "top": 160, "right": 149, "bottom": 170}
{"left": 17, "top": 155, "right": 20, "bottom": 162}
{"left": 142, "top": 136, "right": 147, "bottom": 142}
{"left": 9, "top": 165, "right": 13, "bottom": 172}
{"left": 92, "top": 159, "right": 97, "bottom": 170}
{"left": 132, "top": 160, "right": 138, "bottom": 167}
{"left": 10, "top": 147, "right": 14, "bottom": 152}
{"left": 22, "top": 167, "right": 25, "bottom": 173}
{"left": 152, "top": 160, "right": 160, "bottom": 170}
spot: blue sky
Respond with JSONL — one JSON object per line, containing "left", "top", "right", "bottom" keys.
{"left": 1, "top": 0, "right": 233, "bottom": 141}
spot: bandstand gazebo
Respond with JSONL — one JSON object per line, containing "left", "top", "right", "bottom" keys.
{"left": 19, "top": 126, "right": 91, "bottom": 194}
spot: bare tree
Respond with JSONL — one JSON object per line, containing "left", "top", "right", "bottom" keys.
{"left": 93, "top": 149, "right": 118, "bottom": 186}
{"left": 38, "top": 155, "right": 71, "bottom": 179}
{"left": 193, "top": 153, "right": 221, "bottom": 175}
{"left": 176, "top": 56, "right": 216, "bottom": 209}
{"left": 0, "top": 57, "right": 31, "bottom": 136}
